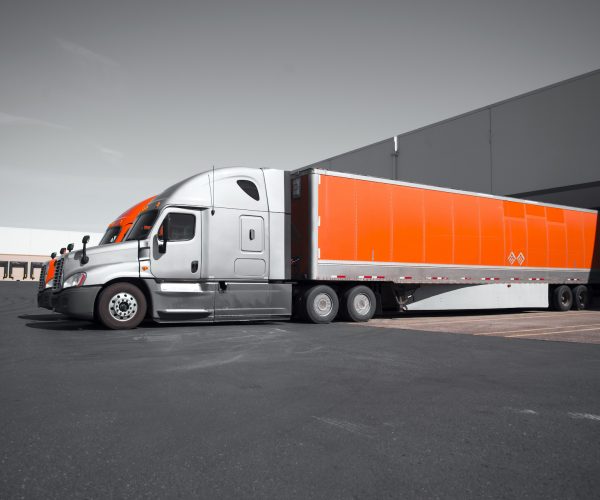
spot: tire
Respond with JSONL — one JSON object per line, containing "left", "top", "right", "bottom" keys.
{"left": 96, "top": 282, "right": 147, "bottom": 329}
{"left": 341, "top": 285, "right": 377, "bottom": 322}
{"left": 551, "top": 285, "right": 573, "bottom": 312}
{"left": 303, "top": 285, "right": 339, "bottom": 324}
{"left": 572, "top": 285, "right": 589, "bottom": 310}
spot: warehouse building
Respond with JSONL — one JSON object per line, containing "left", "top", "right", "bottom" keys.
{"left": 0, "top": 227, "right": 101, "bottom": 282}
{"left": 306, "top": 69, "right": 600, "bottom": 212}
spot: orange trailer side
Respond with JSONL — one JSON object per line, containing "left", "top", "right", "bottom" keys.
{"left": 308, "top": 171, "right": 599, "bottom": 284}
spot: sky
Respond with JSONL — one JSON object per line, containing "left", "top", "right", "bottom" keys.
{"left": 1, "top": 0, "right": 600, "bottom": 232}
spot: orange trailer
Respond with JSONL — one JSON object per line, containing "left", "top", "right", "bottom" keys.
{"left": 291, "top": 169, "right": 599, "bottom": 317}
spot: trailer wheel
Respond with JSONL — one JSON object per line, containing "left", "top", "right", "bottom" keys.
{"left": 341, "top": 285, "right": 376, "bottom": 322}
{"left": 572, "top": 285, "right": 589, "bottom": 310}
{"left": 551, "top": 285, "right": 573, "bottom": 312}
{"left": 304, "top": 285, "right": 339, "bottom": 324}
{"left": 96, "top": 282, "right": 147, "bottom": 329}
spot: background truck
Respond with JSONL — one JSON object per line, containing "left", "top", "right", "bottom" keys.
{"left": 51, "top": 167, "right": 599, "bottom": 329}
{"left": 37, "top": 196, "right": 155, "bottom": 310}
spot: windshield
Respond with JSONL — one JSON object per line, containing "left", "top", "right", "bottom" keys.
{"left": 126, "top": 210, "right": 159, "bottom": 241}
{"left": 99, "top": 226, "right": 122, "bottom": 245}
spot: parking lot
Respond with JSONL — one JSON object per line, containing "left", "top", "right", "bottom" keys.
{"left": 2, "top": 282, "right": 600, "bottom": 499}
{"left": 369, "top": 306, "right": 600, "bottom": 344}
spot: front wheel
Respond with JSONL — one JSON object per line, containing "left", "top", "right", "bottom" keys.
{"left": 96, "top": 282, "right": 147, "bottom": 329}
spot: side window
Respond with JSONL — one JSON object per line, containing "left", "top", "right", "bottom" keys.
{"left": 159, "top": 213, "right": 195, "bottom": 241}
{"left": 237, "top": 180, "right": 260, "bottom": 201}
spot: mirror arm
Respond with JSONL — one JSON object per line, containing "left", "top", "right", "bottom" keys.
{"left": 159, "top": 216, "right": 169, "bottom": 254}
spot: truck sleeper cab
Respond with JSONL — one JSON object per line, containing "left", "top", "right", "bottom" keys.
{"left": 53, "top": 168, "right": 291, "bottom": 328}
{"left": 37, "top": 196, "right": 155, "bottom": 310}
{"left": 52, "top": 167, "right": 599, "bottom": 329}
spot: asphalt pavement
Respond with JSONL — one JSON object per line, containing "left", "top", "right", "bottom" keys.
{"left": 1, "top": 282, "right": 600, "bottom": 499}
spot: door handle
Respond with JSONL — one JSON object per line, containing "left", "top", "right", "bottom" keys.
{"left": 191, "top": 260, "right": 198, "bottom": 273}
{"left": 249, "top": 229, "right": 255, "bottom": 240}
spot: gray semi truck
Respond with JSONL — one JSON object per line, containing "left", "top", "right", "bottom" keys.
{"left": 51, "top": 166, "right": 598, "bottom": 329}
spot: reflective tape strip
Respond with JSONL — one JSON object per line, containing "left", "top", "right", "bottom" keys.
{"left": 398, "top": 276, "right": 412, "bottom": 280}
{"left": 427, "top": 277, "right": 448, "bottom": 280}
{"left": 528, "top": 278, "right": 545, "bottom": 281}
{"left": 510, "top": 278, "right": 520, "bottom": 281}
{"left": 358, "top": 275, "right": 385, "bottom": 280}
{"left": 330, "top": 275, "right": 346, "bottom": 279}
{"left": 481, "top": 277, "right": 500, "bottom": 281}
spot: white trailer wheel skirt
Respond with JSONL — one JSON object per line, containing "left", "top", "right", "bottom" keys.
{"left": 405, "top": 283, "right": 549, "bottom": 311}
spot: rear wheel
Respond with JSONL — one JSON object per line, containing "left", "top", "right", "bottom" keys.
{"left": 303, "top": 285, "right": 339, "bottom": 324}
{"left": 97, "top": 282, "right": 147, "bottom": 329}
{"left": 572, "top": 285, "right": 589, "bottom": 310}
{"left": 341, "top": 285, "right": 377, "bottom": 322}
{"left": 551, "top": 285, "right": 573, "bottom": 312}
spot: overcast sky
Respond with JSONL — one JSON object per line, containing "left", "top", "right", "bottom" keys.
{"left": 1, "top": 0, "right": 600, "bottom": 232}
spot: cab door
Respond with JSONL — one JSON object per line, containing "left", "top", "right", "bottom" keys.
{"left": 149, "top": 208, "right": 216, "bottom": 321}
{"left": 150, "top": 208, "right": 201, "bottom": 280}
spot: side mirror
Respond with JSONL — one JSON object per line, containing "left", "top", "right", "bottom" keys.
{"left": 50, "top": 252, "right": 57, "bottom": 259}
{"left": 59, "top": 247, "right": 66, "bottom": 255}
{"left": 81, "top": 235, "right": 90, "bottom": 264}
{"left": 158, "top": 216, "right": 169, "bottom": 254}
{"left": 67, "top": 243, "right": 74, "bottom": 252}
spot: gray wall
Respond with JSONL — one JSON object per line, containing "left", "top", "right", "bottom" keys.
{"left": 306, "top": 69, "right": 600, "bottom": 209}
{"left": 309, "top": 139, "right": 395, "bottom": 180}
{"left": 396, "top": 109, "right": 491, "bottom": 193}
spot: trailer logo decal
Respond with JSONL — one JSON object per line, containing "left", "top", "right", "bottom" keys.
{"left": 508, "top": 251, "right": 525, "bottom": 266}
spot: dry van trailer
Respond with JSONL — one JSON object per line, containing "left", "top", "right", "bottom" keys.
{"left": 289, "top": 169, "right": 599, "bottom": 322}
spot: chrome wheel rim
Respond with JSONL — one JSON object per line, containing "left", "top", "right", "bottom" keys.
{"left": 313, "top": 293, "right": 333, "bottom": 317}
{"left": 353, "top": 293, "right": 371, "bottom": 316}
{"left": 109, "top": 292, "right": 138, "bottom": 322}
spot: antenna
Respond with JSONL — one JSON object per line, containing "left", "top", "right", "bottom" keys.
{"left": 210, "top": 165, "right": 215, "bottom": 215}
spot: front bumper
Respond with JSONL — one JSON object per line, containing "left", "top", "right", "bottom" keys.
{"left": 37, "top": 288, "right": 54, "bottom": 310}
{"left": 53, "top": 286, "right": 102, "bottom": 321}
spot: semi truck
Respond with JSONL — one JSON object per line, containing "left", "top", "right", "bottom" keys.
{"left": 37, "top": 196, "right": 155, "bottom": 310}
{"left": 51, "top": 167, "right": 599, "bottom": 329}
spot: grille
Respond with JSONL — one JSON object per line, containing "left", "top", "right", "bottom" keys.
{"left": 38, "top": 264, "right": 47, "bottom": 291}
{"left": 53, "top": 258, "right": 64, "bottom": 290}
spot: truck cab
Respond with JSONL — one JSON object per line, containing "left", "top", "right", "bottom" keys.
{"left": 52, "top": 168, "right": 291, "bottom": 328}
{"left": 37, "top": 196, "right": 155, "bottom": 310}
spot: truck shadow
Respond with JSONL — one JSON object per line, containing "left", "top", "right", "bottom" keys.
{"left": 22, "top": 316, "right": 285, "bottom": 332}
{"left": 22, "top": 313, "right": 102, "bottom": 331}
{"left": 19, "top": 313, "right": 68, "bottom": 321}
{"left": 24, "top": 320, "right": 103, "bottom": 332}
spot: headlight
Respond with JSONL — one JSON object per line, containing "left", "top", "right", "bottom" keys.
{"left": 63, "top": 272, "right": 87, "bottom": 289}
{"left": 45, "top": 279, "right": 54, "bottom": 289}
